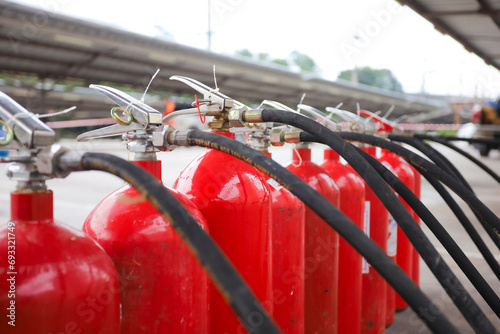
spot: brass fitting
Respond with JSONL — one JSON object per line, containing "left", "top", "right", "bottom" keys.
{"left": 284, "top": 131, "right": 302, "bottom": 144}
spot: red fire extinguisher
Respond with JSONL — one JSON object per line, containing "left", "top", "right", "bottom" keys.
{"left": 84, "top": 159, "right": 210, "bottom": 333}
{"left": 359, "top": 145, "right": 389, "bottom": 334}
{"left": 378, "top": 150, "right": 415, "bottom": 311}
{"left": 174, "top": 131, "right": 273, "bottom": 333}
{"left": 79, "top": 85, "right": 210, "bottom": 333}
{"left": 1, "top": 190, "right": 121, "bottom": 334}
{"left": 0, "top": 92, "right": 120, "bottom": 334}
{"left": 248, "top": 131, "right": 306, "bottom": 334}
{"left": 171, "top": 76, "right": 274, "bottom": 333}
{"left": 359, "top": 109, "right": 416, "bottom": 313}
{"left": 286, "top": 144, "right": 340, "bottom": 334}
{"left": 320, "top": 148, "right": 365, "bottom": 334}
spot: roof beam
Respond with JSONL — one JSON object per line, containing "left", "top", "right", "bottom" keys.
{"left": 477, "top": 0, "right": 500, "bottom": 29}
{"left": 421, "top": 9, "right": 500, "bottom": 18}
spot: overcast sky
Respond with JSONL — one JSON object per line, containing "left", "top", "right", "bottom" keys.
{"left": 12, "top": 0, "right": 500, "bottom": 98}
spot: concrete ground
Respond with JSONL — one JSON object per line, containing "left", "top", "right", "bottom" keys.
{"left": 0, "top": 138, "right": 499, "bottom": 333}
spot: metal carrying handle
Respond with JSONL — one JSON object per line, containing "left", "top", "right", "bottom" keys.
{"left": 0, "top": 91, "right": 55, "bottom": 149}
{"left": 77, "top": 123, "right": 143, "bottom": 142}
{"left": 77, "top": 85, "right": 165, "bottom": 142}
{"left": 359, "top": 109, "right": 402, "bottom": 133}
{"left": 89, "top": 84, "right": 163, "bottom": 126}
{"left": 259, "top": 100, "right": 297, "bottom": 113}
{"left": 325, "top": 107, "right": 374, "bottom": 134}
{"left": 170, "top": 75, "right": 248, "bottom": 110}
{"left": 297, "top": 104, "right": 340, "bottom": 131}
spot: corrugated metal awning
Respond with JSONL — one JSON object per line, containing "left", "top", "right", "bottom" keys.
{"left": 0, "top": 1, "right": 446, "bottom": 119}
{"left": 397, "top": 0, "right": 500, "bottom": 71}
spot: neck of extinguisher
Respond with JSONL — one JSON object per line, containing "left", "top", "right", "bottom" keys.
{"left": 11, "top": 190, "right": 54, "bottom": 221}
{"left": 323, "top": 148, "right": 340, "bottom": 162}
{"left": 132, "top": 159, "right": 162, "bottom": 181}
{"left": 292, "top": 147, "right": 311, "bottom": 164}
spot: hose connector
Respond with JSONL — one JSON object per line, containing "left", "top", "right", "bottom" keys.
{"left": 269, "top": 128, "right": 285, "bottom": 146}
{"left": 268, "top": 128, "right": 303, "bottom": 146}
{"left": 284, "top": 131, "right": 302, "bottom": 144}
{"left": 243, "top": 109, "right": 264, "bottom": 123}
{"left": 228, "top": 108, "right": 264, "bottom": 126}
{"left": 167, "top": 129, "right": 192, "bottom": 147}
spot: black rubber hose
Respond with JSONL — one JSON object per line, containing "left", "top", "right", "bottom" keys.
{"left": 183, "top": 129, "right": 459, "bottom": 334}
{"left": 258, "top": 109, "right": 496, "bottom": 334}
{"left": 418, "top": 134, "right": 500, "bottom": 146}
{"left": 414, "top": 134, "right": 500, "bottom": 185}
{"left": 338, "top": 131, "right": 500, "bottom": 235}
{"left": 389, "top": 135, "right": 500, "bottom": 253}
{"left": 422, "top": 167, "right": 500, "bottom": 281}
{"left": 299, "top": 131, "right": 500, "bottom": 317}
{"left": 76, "top": 152, "right": 280, "bottom": 334}
{"left": 398, "top": 136, "right": 474, "bottom": 193}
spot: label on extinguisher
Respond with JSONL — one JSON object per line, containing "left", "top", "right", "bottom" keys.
{"left": 387, "top": 215, "right": 398, "bottom": 257}
{"left": 362, "top": 201, "right": 371, "bottom": 274}
{"left": 266, "top": 178, "right": 283, "bottom": 191}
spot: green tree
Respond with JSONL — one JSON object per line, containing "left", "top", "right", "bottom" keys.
{"left": 234, "top": 49, "right": 318, "bottom": 72}
{"left": 257, "top": 53, "right": 270, "bottom": 61}
{"left": 338, "top": 67, "right": 403, "bottom": 92}
{"left": 290, "top": 51, "right": 318, "bottom": 73}
{"left": 272, "top": 58, "right": 289, "bottom": 66}
{"left": 235, "top": 49, "right": 253, "bottom": 58}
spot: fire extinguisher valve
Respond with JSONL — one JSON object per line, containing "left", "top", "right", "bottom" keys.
{"left": 269, "top": 128, "right": 285, "bottom": 146}
{"left": 77, "top": 85, "right": 178, "bottom": 153}
{"left": 246, "top": 131, "right": 269, "bottom": 152}
{"left": 0, "top": 91, "right": 82, "bottom": 190}
{"left": 170, "top": 75, "right": 266, "bottom": 132}
{"left": 325, "top": 106, "right": 378, "bottom": 134}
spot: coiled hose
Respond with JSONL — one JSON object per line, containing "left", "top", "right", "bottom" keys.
{"left": 65, "top": 152, "right": 281, "bottom": 334}
{"left": 257, "top": 109, "right": 497, "bottom": 334}
{"left": 299, "top": 131, "right": 500, "bottom": 318}
{"left": 180, "top": 129, "right": 459, "bottom": 334}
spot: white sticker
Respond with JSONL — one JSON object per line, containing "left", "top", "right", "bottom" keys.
{"left": 387, "top": 215, "right": 398, "bottom": 257}
{"left": 362, "top": 201, "right": 371, "bottom": 274}
{"left": 266, "top": 178, "right": 283, "bottom": 191}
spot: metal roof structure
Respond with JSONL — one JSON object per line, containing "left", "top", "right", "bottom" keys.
{"left": 397, "top": 0, "right": 500, "bottom": 72}
{"left": 0, "top": 1, "right": 445, "bottom": 120}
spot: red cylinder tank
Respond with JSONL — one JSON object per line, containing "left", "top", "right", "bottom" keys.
{"left": 360, "top": 146, "right": 388, "bottom": 334}
{"left": 174, "top": 131, "right": 273, "bottom": 334}
{"left": 83, "top": 159, "right": 209, "bottom": 333}
{"left": 321, "top": 148, "right": 365, "bottom": 334}
{"left": 379, "top": 149, "right": 416, "bottom": 312}
{"left": 286, "top": 146, "right": 340, "bottom": 334}
{"left": 263, "top": 151, "right": 305, "bottom": 334}
{"left": 0, "top": 190, "right": 120, "bottom": 334}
